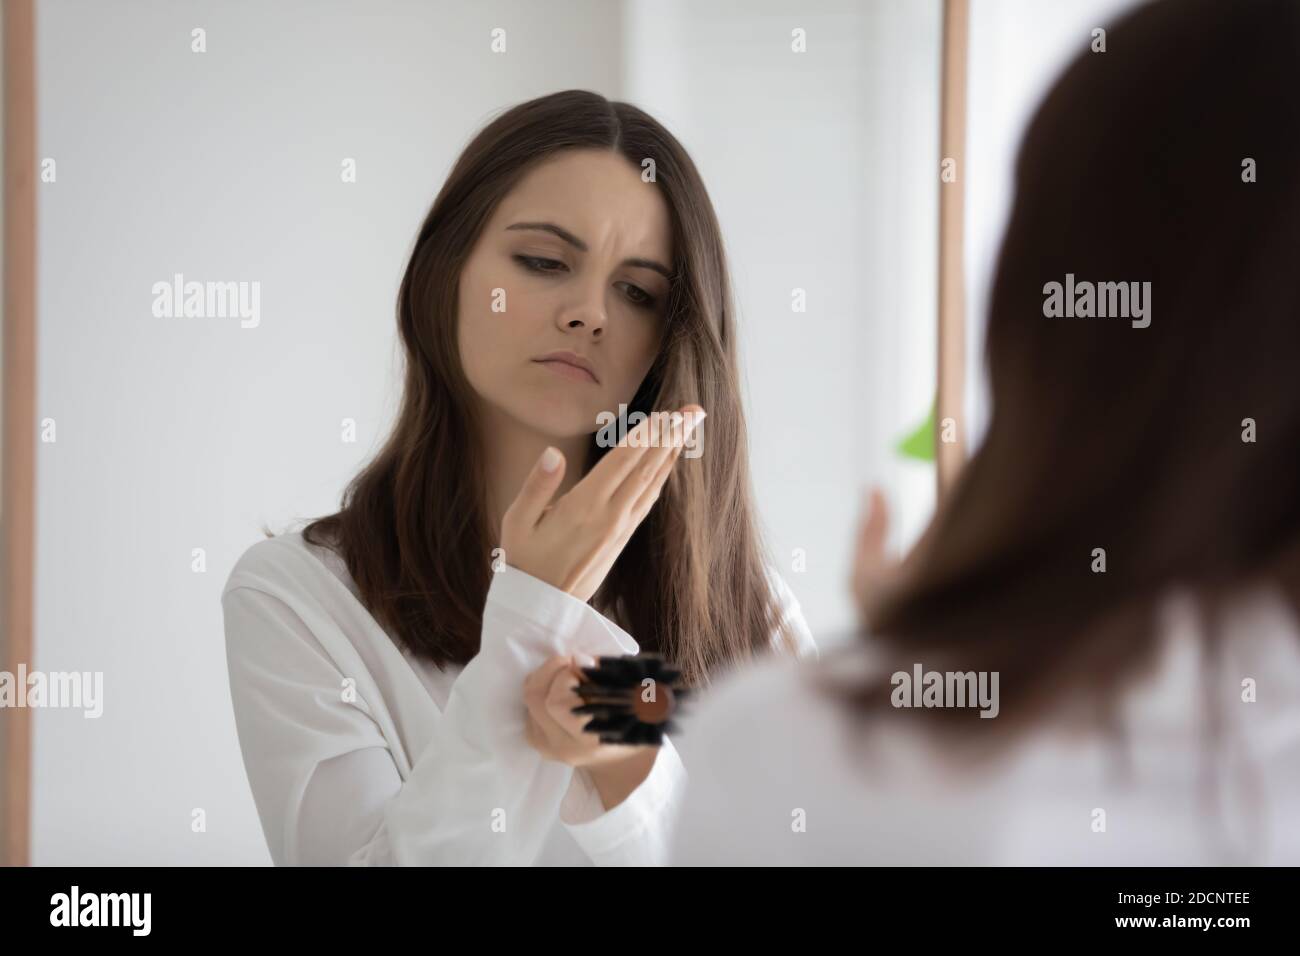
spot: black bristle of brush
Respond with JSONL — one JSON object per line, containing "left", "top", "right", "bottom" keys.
{"left": 570, "top": 652, "right": 689, "bottom": 746}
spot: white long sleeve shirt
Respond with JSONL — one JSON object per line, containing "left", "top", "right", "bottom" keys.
{"left": 221, "top": 530, "right": 814, "bottom": 866}
{"left": 669, "top": 585, "right": 1300, "bottom": 865}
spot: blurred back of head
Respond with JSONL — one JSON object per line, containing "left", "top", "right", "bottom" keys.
{"left": 855, "top": 0, "right": 1300, "bottom": 735}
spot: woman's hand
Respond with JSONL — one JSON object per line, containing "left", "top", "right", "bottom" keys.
{"left": 500, "top": 405, "right": 705, "bottom": 604}
{"left": 521, "top": 655, "right": 647, "bottom": 768}
{"left": 850, "top": 486, "right": 901, "bottom": 622}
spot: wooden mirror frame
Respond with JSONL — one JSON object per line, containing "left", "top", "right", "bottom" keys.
{"left": 2, "top": 0, "right": 35, "bottom": 869}
{"left": 937, "top": 0, "right": 969, "bottom": 498}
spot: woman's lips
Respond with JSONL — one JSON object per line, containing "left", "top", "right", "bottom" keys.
{"left": 533, "top": 358, "right": 599, "bottom": 384}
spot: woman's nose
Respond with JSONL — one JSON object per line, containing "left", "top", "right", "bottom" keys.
{"left": 555, "top": 288, "right": 607, "bottom": 339}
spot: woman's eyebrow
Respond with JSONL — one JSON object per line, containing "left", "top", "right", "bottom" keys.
{"left": 505, "top": 221, "right": 672, "bottom": 280}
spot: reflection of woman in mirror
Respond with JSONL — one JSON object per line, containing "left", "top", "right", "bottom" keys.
{"left": 672, "top": 0, "right": 1300, "bottom": 865}
{"left": 221, "top": 90, "right": 815, "bottom": 865}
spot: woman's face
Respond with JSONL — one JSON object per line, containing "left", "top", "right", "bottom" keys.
{"left": 458, "top": 148, "right": 673, "bottom": 441}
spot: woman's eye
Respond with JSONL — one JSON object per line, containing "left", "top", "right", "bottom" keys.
{"left": 619, "top": 282, "right": 657, "bottom": 309}
{"left": 514, "top": 256, "right": 657, "bottom": 310}
{"left": 514, "top": 255, "right": 567, "bottom": 274}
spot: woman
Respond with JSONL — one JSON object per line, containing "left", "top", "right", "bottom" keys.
{"left": 670, "top": 0, "right": 1300, "bottom": 865}
{"left": 222, "top": 90, "right": 814, "bottom": 866}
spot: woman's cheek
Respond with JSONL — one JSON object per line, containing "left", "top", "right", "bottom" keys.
{"left": 459, "top": 309, "right": 512, "bottom": 398}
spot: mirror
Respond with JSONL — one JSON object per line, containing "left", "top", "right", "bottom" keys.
{"left": 18, "top": 0, "right": 943, "bottom": 865}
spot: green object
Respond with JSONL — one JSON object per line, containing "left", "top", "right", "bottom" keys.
{"left": 896, "top": 401, "right": 936, "bottom": 462}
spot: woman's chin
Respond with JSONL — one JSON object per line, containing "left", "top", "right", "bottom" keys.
{"left": 512, "top": 408, "right": 599, "bottom": 444}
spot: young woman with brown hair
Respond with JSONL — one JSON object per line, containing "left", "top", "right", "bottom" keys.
{"left": 222, "top": 90, "right": 814, "bottom": 866}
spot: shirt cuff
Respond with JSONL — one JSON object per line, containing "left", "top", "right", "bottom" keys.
{"left": 559, "top": 736, "right": 688, "bottom": 866}
{"left": 484, "top": 564, "right": 642, "bottom": 659}
{"left": 484, "top": 564, "right": 595, "bottom": 636}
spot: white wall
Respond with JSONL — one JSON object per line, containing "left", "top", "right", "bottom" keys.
{"left": 32, "top": 0, "right": 940, "bottom": 863}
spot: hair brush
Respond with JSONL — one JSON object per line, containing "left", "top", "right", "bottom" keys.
{"left": 571, "top": 653, "right": 689, "bottom": 746}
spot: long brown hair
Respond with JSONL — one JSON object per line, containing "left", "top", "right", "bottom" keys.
{"left": 833, "top": 0, "right": 1300, "bottom": 740}
{"left": 300, "top": 90, "right": 795, "bottom": 685}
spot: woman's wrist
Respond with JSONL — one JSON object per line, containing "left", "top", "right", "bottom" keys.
{"left": 584, "top": 747, "right": 658, "bottom": 811}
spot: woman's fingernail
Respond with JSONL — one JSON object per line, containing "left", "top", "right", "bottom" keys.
{"left": 540, "top": 446, "right": 562, "bottom": 472}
